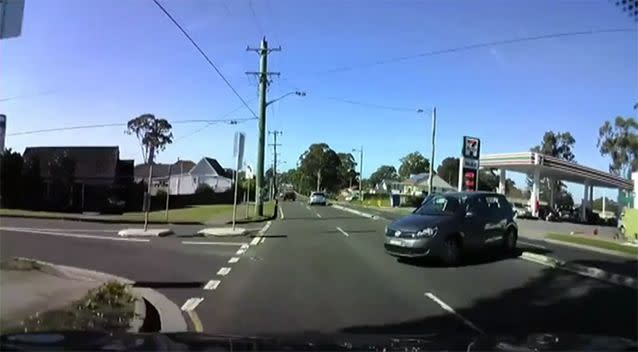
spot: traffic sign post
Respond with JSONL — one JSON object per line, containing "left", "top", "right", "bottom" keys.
{"left": 459, "top": 136, "right": 481, "bottom": 192}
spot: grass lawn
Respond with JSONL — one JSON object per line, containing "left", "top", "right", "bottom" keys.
{"left": 0, "top": 202, "right": 274, "bottom": 224}
{"left": 546, "top": 233, "right": 638, "bottom": 256}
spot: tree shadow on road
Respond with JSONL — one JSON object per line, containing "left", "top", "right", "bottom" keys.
{"left": 398, "top": 247, "right": 554, "bottom": 268}
{"left": 340, "top": 263, "right": 638, "bottom": 341}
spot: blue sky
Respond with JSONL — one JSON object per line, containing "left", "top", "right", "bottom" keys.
{"left": 1, "top": 0, "right": 636, "bottom": 200}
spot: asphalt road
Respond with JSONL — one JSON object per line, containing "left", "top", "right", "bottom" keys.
{"left": 1, "top": 203, "right": 636, "bottom": 340}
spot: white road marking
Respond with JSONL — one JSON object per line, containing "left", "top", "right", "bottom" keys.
{"left": 316, "top": 213, "right": 322, "bottom": 218}
{"left": 236, "top": 249, "right": 246, "bottom": 255}
{"left": 279, "top": 206, "right": 285, "bottom": 219}
{"left": 203, "top": 280, "right": 221, "bottom": 290}
{"left": 181, "top": 297, "right": 204, "bottom": 311}
{"left": 260, "top": 237, "right": 266, "bottom": 244}
{"left": 519, "top": 240, "right": 547, "bottom": 250}
{"left": 336, "top": 227, "right": 350, "bottom": 237}
{"left": 305, "top": 205, "right": 311, "bottom": 211}
{"left": 249, "top": 237, "right": 261, "bottom": 246}
{"left": 181, "top": 241, "right": 246, "bottom": 246}
{"left": 0, "top": 227, "right": 149, "bottom": 242}
{"left": 217, "top": 267, "right": 231, "bottom": 276}
{"left": 424, "top": 292, "right": 484, "bottom": 334}
{"left": 228, "top": 257, "right": 240, "bottom": 263}
{"left": 240, "top": 243, "right": 249, "bottom": 249}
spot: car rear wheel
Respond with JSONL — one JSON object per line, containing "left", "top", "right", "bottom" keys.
{"left": 441, "top": 238, "right": 460, "bottom": 266}
{"left": 503, "top": 228, "right": 517, "bottom": 253}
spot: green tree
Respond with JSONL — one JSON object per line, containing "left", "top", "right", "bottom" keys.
{"left": 337, "top": 152, "right": 357, "bottom": 189}
{"left": 597, "top": 116, "right": 638, "bottom": 177}
{"left": 298, "top": 143, "right": 342, "bottom": 192}
{"left": 527, "top": 131, "right": 576, "bottom": 203}
{"left": 22, "top": 154, "right": 43, "bottom": 209}
{"left": 437, "top": 157, "right": 459, "bottom": 187}
{"left": 0, "top": 148, "right": 24, "bottom": 208}
{"left": 398, "top": 151, "right": 430, "bottom": 179}
{"left": 126, "top": 114, "right": 173, "bottom": 164}
{"left": 369, "top": 165, "right": 398, "bottom": 187}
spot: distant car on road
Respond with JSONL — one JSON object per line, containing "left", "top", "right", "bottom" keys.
{"left": 384, "top": 192, "right": 518, "bottom": 266}
{"left": 512, "top": 202, "right": 531, "bottom": 219}
{"left": 283, "top": 191, "right": 296, "bottom": 201}
{"left": 309, "top": 192, "right": 327, "bottom": 206}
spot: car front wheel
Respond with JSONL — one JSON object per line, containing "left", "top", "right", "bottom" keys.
{"left": 441, "top": 238, "right": 460, "bottom": 266}
{"left": 503, "top": 228, "right": 517, "bottom": 253}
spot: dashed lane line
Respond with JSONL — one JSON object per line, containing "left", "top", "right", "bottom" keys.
{"left": 228, "top": 257, "right": 240, "bottom": 263}
{"left": 203, "top": 280, "right": 221, "bottom": 290}
{"left": 279, "top": 206, "right": 285, "bottom": 219}
{"left": 181, "top": 297, "right": 204, "bottom": 311}
{"left": 217, "top": 267, "right": 231, "bottom": 276}
{"left": 250, "top": 237, "right": 261, "bottom": 246}
{"left": 236, "top": 248, "right": 246, "bottom": 255}
{"left": 424, "top": 292, "right": 484, "bottom": 334}
{"left": 316, "top": 213, "right": 322, "bottom": 218}
{"left": 336, "top": 227, "right": 350, "bottom": 237}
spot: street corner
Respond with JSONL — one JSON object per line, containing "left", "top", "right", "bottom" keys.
{"left": 197, "top": 227, "right": 247, "bottom": 237}
{"left": 118, "top": 228, "right": 174, "bottom": 237}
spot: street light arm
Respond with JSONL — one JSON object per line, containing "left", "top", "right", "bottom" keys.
{"left": 266, "top": 91, "right": 306, "bottom": 107}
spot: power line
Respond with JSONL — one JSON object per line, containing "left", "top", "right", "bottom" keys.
{"left": 312, "top": 95, "right": 419, "bottom": 112}
{"left": 8, "top": 117, "right": 254, "bottom": 137}
{"left": 151, "top": 0, "right": 258, "bottom": 118}
{"left": 313, "top": 28, "right": 637, "bottom": 75}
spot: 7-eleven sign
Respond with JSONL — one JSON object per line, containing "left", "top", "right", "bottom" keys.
{"left": 462, "top": 136, "right": 481, "bottom": 160}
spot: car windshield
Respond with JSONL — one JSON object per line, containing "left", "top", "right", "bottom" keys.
{"left": 312, "top": 193, "right": 325, "bottom": 197}
{"left": 414, "top": 195, "right": 461, "bottom": 216}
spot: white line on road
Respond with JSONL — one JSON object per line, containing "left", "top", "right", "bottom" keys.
{"left": 181, "top": 241, "right": 247, "bottom": 246}
{"left": 228, "top": 257, "right": 240, "bottom": 263}
{"left": 0, "top": 227, "right": 149, "bottom": 242}
{"left": 249, "top": 237, "right": 261, "bottom": 246}
{"left": 181, "top": 297, "right": 204, "bottom": 311}
{"left": 424, "top": 292, "right": 484, "bottom": 334}
{"left": 0, "top": 227, "right": 116, "bottom": 233}
{"left": 236, "top": 249, "right": 246, "bottom": 255}
{"left": 305, "top": 205, "right": 311, "bottom": 211}
{"left": 217, "top": 267, "right": 231, "bottom": 276}
{"left": 260, "top": 237, "right": 266, "bottom": 244}
{"left": 240, "top": 243, "right": 249, "bottom": 249}
{"left": 279, "top": 206, "right": 285, "bottom": 219}
{"left": 336, "top": 227, "right": 349, "bottom": 237}
{"left": 316, "top": 213, "right": 322, "bottom": 218}
{"left": 203, "top": 280, "right": 221, "bottom": 290}
{"left": 519, "top": 240, "right": 547, "bottom": 250}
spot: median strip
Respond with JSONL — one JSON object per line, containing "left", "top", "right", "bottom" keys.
{"left": 519, "top": 252, "right": 637, "bottom": 290}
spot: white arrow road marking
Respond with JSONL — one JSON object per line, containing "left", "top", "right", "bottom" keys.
{"left": 181, "top": 297, "right": 204, "bottom": 311}
{"left": 424, "top": 292, "right": 484, "bottom": 334}
{"left": 336, "top": 227, "right": 349, "bottom": 237}
{"left": 203, "top": 280, "right": 221, "bottom": 290}
{"left": 228, "top": 257, "right": 240, "bottom": 263}
{"left": 217, "top": 267, "right": 231, "bottom": 276}
{"left": 0, "top": 227, "right": 149, "bottom": 242}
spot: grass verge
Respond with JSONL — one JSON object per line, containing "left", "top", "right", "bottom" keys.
{"left": 546, "top": 233, "right": 638, "bottom": 256}
{"left": 0, "top": 258, "right": 43, "bottom": 271}
{"left": 1, "top": 281, "right": 137, "bottom": 334}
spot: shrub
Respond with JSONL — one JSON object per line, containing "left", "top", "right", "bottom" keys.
{"left": 403, "top": 195, "right": 425, "bottom": 207}
{"left": 195, "top": 183, "right": 213, "bottom": 194}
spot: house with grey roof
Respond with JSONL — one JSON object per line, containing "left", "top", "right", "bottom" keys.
{"left": 168, "top": 157, "right": 233, "bottom": 195}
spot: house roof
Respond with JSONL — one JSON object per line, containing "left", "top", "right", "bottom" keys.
{"left": 134, "top": 160, "right": 196, "bottom": 179}
{"left": 402, "top": 173, "right": 455, "bottom": 190}
{"left": 204, "top": 157, "right": 229, "bottom": 178}
{"left": 23, "top": 146, "right": 120, "bottom": 179}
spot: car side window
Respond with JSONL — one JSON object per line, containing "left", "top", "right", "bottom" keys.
{"left": 466, "top": 196, "right": 488, "bottom": 216}
{"left": 497, "top": 195, "right": 513, "bottom": 218}
{"left": 484, "top": 196, "right": 502, "bottom": 218}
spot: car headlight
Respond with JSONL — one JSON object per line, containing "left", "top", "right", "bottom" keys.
{"left": 415, "top": 227, "right": 438, "bottom": 238}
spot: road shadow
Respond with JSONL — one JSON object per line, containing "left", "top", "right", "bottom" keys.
{"left": 571, "top": 259, "right": 638, "bottom": 279}
{"left": 284, "top": 216, "right": 364, "bottom": 220}
{"left": 250, "top": 234, "right": 288, "bottom": 238}
{"left": 398, "top": 247, "right": 554, "bottom": 268}
{"left": 339, "top": 263, "right": 638, "bottom": 341}
{"left": 133, "top": 281, "right": 205, "bottom": 289}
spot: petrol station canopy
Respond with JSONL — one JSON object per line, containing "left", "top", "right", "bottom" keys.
{"left": 480, "top": 152, "right": 633, "bottom": 190}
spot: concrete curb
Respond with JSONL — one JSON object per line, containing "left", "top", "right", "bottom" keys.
{"left": 519, "top": 252, "right": 637, "bottom": 290}
{"left": 118, "top": 228, "right": 174, "bottom": 237}
{"left": 331, "top": 204, "right": 383, "bottom": 220}
{"left": 197, "top": 227, "right": 246, "bottom": 237}
{"left": 11, "top": 257, "right": 187, "bottom": 332}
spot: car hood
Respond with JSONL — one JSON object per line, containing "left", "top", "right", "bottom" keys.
{"left": 1, "top": 331, "right": 635, "bottom": 351}
{"left": 389, "top": 214, "right": 450, "bottom": 232}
